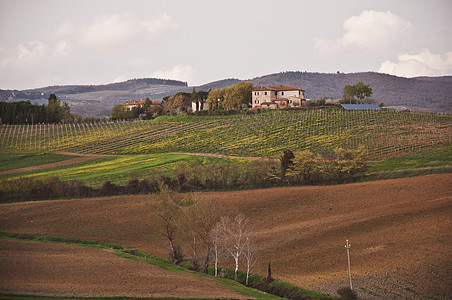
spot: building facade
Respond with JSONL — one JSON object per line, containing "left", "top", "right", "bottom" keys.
{"left": 252, "top": 86, "right": 305, "bottom": 109}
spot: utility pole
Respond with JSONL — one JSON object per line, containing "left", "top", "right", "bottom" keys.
{"left": 345, "top": 239, "right": 353, "bottom": 290}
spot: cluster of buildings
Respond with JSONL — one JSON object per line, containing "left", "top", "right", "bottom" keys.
{"left": 122, "top": 99, "right": 161, "bottom": 111}
{"left": 124, "top": 85, "right": 307, "bottom": 112}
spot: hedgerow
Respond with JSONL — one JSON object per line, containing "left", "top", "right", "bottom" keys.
{"left": 0, "top": 148, "right": 367, "bottom": 202}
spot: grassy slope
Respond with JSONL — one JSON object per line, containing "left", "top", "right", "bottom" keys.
{"left": 369, "top": 145, "right": 452, "bottom": 172}
{"left": 0, "top": 153, "right": 248, "bottom": 187}
{"left": 0, "top": 152, "right": 75, "bottom": 172}
{"left": 0, "top": 145, "right": 451, "bottom": 187}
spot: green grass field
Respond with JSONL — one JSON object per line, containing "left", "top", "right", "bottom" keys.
{"left": 0, "top": 152, "right": 76, "bottom": 172}
{"left": 370, "top": 145, "right": 452, "bottom": 172}
{"left": 0, "top": 153, "right": 248, "bottom": 187}
{"left": 1, "top": 145, "right": 450, "bottom": 187}
{"left": 1, "top": 109, "right": 450, "bottom": 159}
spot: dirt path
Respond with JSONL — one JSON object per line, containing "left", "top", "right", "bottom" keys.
{"left": 0, "top": 239, "right": 247, "bottom": 299}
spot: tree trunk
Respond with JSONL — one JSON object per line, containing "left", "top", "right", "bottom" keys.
{"left": 246, "top": 264, "right": 250, "bottom": 285}
{"left": 214, "top": 243, "right": 218, "bottom": 277}
{"left": 202, "top": 244, "right": 210, "bottom": 273}
{"left": 168, "top": 239, "right": 179, "bottom": 264}
{"left": 192, "top": 236, "right": 198, "bottom": 269}
{"left": 234, "top": 256, "right": 239, "bottom": 281}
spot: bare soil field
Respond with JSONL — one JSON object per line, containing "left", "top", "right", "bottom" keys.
{"left": 0, "top": 239, "right": 246, "bottom": 299}
{"left": 0, "top": 173, "right": 451, "bottom": 299}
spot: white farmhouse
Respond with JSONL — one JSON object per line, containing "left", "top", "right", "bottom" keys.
{"left": 251, "top": 85, "right": 305, "bottom": 109}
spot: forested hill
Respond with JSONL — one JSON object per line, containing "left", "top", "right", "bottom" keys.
{"left": 199, "top": 72, "right": 452, "bottom": 112}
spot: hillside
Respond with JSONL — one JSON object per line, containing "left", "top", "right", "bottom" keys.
{"left": 0, "top": 78, "right": 189, "bottom": 117}
{"left": 1, "top": 110, "right": 450, "bottom": 160}
{"left": 1, "top": 72, "right": 451, "bottom": 116}
{"left": 200, "top": 72, "right": 452, "bottom": 112}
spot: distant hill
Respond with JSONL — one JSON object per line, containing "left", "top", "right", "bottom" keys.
{"left": 200, "top": 72, "right": 452, "bottom": 113}
{"left": 1, "top": 72, "right": 450, "bottom": 116}
{"left": 0, "top": 78, "right": 189, "bottom": 117}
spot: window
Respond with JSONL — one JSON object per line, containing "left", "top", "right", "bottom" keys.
{"left": 265, "top": 92, "right": 267, "bottom": 95}
{"left": 281, "top": 92, "right": 284, "bottom": 95}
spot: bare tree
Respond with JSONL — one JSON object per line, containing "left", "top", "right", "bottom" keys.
{"left": 195, "top": 198, "right": 221, "bottom": 273}
{"left": 219, "top": 214, "right": 250, "bottom": 281}
{"left": 180, "top": 195, "right": 221, "bottom": 272}
{"left": 243, "top": 236, "right": 259, "bottom": 286}
{"left": 180, "top": 196, "right": 201, "bottom": 269}
{"left": 211, "top": 222, "right": 226, "bottom": 277}
{"left": 154, "top": 182, "right": 183, "bottom": 264}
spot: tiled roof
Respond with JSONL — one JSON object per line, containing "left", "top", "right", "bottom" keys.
{"left": 253, "top": 85, "right": 304, "bottom": 92}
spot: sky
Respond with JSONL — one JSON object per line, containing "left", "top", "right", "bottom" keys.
{"left": 1, "top": 0, "right": 451, "bottom": 90}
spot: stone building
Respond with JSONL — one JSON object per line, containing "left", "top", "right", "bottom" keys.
{"left": 252, "top": 85, "right": 305, "bottom": 109}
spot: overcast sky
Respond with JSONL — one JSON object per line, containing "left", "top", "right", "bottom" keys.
{"left": 1, "top": 0, "right": 451, "bottom": 90}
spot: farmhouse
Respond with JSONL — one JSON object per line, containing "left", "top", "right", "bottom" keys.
{"left": 123, "top": 99, "right": 160, "bottom": 111}
{"left": 252, "top": 85, "right": 305, "bottom": 109}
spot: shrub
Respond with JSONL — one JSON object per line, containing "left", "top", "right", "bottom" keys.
{"left": 337, "top": 286, "right": 358, "bottom": 300}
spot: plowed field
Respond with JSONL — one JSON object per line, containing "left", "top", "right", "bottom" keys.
{"left": 0, "top": 239, "right": 246, "bottom": 299}
{"left": 1, "top": 173, "right": 451, "bottom": 299}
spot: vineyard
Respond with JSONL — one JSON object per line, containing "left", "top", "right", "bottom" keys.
{"left": 1, "top": 109, "right": 451, "bottom": 159}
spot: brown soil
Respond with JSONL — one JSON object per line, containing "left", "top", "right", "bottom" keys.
{"left": 0, "top": 173, "right": 451, "bottom": 299}
{"left": 0, "top": 239, "right": 246, "bottom": 299}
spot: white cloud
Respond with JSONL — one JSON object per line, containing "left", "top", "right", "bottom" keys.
{"left": 17, "top": 40, "right": 46, "bottom": 60}
{"left": 379, "top": 49, "right": 452, "bottom": 77}
{"left": 113, "top": 75, "right": 128, "bottom": 83}
{"left": 55, "top": 20, "right": 75, "bottom": 38}
{"left": 54, "top": 40, "right": 71, "bottom": 56}
{"left": 80, "top": 11, "right": 178, "bottom": 50}
{"left": 0, "top": 11, "right": 180, "bottom": 89}
{"left": 150, "top": 65, "right": 195, "bottom": 84}
{"left": 315, "top": 10, "right": 411, "bottom": 57}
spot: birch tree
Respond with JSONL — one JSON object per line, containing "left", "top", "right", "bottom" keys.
{"left": 219, "top": 214, "right": 250, "bottom": 281}
{"left": 243, "top": 236, "right": 258, "bottom": 286}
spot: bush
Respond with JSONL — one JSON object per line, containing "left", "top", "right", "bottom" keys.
{"left": 337, "top": 286, "right": 358, "bottom": 300}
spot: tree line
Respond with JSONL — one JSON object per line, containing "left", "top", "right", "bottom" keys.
{"left": 0, "top": 94, "right": 78, "bottom": 124}
{"left": 111, "top": 98, "right": 163, "bottom": 120}
{"left": 154, "top": 182, "right": 258, "bottom": 284}
{"left": 159, "top": 81, "right": 253, "bottom": 114}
